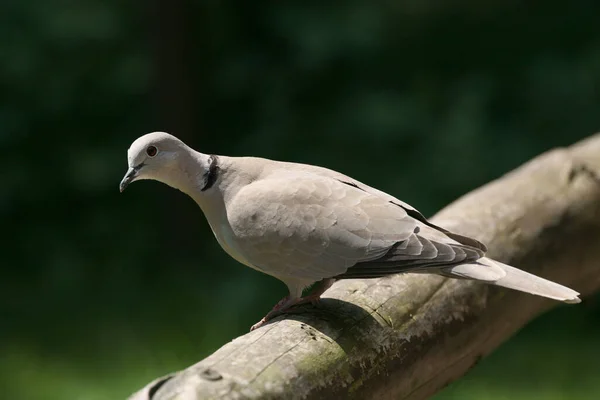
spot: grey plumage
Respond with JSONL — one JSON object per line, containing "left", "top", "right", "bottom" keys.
{"left": 120, "top": 132, "right": 581, "bottom": 329}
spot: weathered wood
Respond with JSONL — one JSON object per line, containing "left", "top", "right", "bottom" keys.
{"left": 130, "top": 133, "right": 600, "bottom": 400}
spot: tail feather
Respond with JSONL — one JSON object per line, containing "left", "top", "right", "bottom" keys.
{"left": 442, "top": 257, "right": 581, "bottom": 304}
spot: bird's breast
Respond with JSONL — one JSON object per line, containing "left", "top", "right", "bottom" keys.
{"left": 209, "top": 216, "right": 266, "bottom": 274}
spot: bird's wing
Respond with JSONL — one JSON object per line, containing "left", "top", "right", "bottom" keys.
{"left": 225, "top": 172, "right": 483, "bottom": 282}
{"left": 262, "top": 159, "right": 488, "bottom": 252}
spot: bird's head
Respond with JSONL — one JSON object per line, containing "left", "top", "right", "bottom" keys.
{"left": 119, "top": 131, "right": 191, "bottom": 192}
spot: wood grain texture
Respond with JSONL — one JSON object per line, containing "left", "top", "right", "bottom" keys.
{"left": 130, "top": 133, "right": 600, "bottom": 400}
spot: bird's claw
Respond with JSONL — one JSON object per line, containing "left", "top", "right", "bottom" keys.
{"left": 250, "top": 317, "right": 267, "bottom": 331}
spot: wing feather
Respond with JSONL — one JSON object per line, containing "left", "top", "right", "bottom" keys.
{"left": 335, "top": 233, "right": 483, "bottom": 279}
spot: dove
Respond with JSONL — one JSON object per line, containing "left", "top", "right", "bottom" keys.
{"left": 120, "top": 132, "right": 580, "bottom": 330}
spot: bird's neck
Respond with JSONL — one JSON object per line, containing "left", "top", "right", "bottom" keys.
{"left": 172, "top": 154, "right": 267, "bottom": 247}
{"left": 172, "top": 151, "right": 228, "bottom": 215}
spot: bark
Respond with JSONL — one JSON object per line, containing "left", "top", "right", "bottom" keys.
{"left": 130, "top": 133, "right": 600, "bottom": 400}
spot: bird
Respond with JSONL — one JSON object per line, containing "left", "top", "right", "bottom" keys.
{"left": 120, "top": 132, "right": 580, "bottom": 330}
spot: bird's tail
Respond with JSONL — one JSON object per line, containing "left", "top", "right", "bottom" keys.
{"left": 442, "top": 257, "right": 581, "bottom": 304}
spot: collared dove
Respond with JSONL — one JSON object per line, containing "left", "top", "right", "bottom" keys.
{"left": 120, "top": 132, "right": 580, "bottom": 330}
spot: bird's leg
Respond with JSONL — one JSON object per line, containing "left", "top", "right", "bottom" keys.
{"left": 271, "top": 295, "right": 292, "bottom": 311}
{"left": 250, "top": 279, "right": 336, "bottom": 331}
{"left": 294, "top": 278, "right": 336, "bottom": 306}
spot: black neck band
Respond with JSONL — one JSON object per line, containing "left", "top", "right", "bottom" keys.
{"left": 201, "top": 155, "right": 219, "bottom": 191}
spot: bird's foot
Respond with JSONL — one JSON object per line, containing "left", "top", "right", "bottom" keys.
{"left": 250, "top": 295, "right": 295, "bottom": 331}
{"left": 249, "top": 293, "right": 325, "bottom": 331}
{"left": 250, "top": 317, "right": 269, "bottom": 331}
{"left": 272, "top": 295, "right": 291, "bottom": 311}
{"left": 293, "top": 293, "right": 323, "bottom": 307}
{"left": 250, "top": 279, "right": 337, "bottom": 331}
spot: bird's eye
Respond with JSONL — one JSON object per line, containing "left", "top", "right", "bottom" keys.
{"left": 146, "top": 145, "right": 158, "bottom": 157}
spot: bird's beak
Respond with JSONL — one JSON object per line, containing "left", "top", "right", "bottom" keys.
{"left": 120, "top": 165, "right": 142, "bottom": 192}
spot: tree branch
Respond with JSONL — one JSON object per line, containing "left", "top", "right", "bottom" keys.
{"left": 130, "top": 133, "right": 600, "bottom": 400}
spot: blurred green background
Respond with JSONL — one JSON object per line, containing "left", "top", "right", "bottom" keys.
{"left": 2, "top": 1, "right": 600, "bottom": 399}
